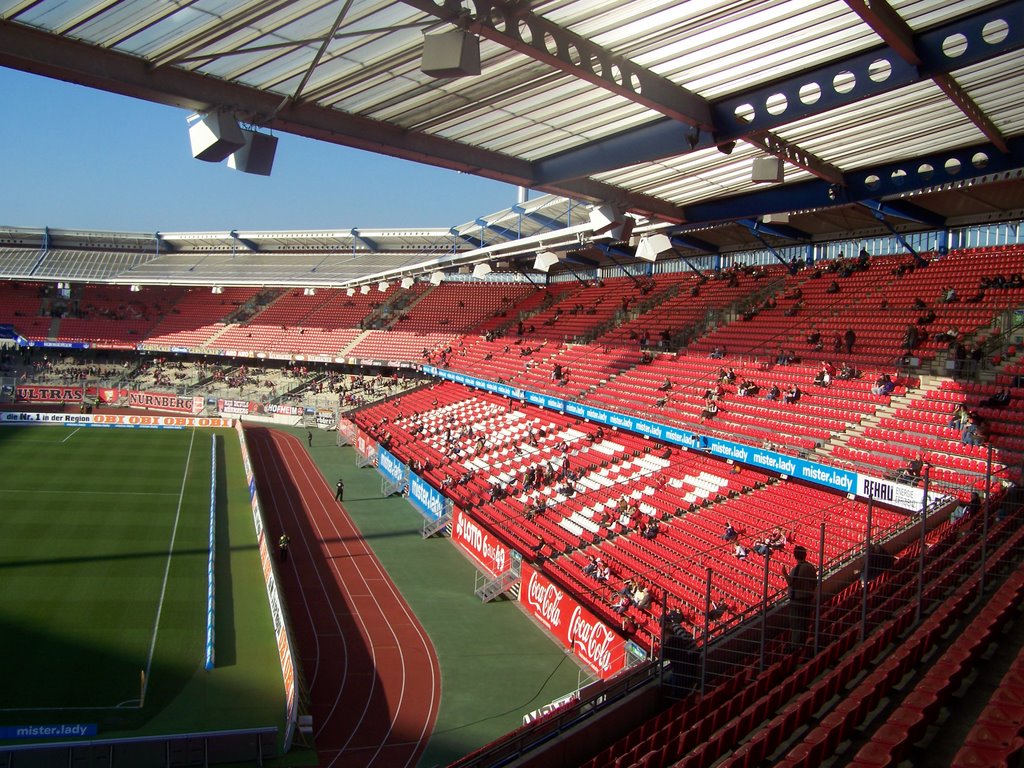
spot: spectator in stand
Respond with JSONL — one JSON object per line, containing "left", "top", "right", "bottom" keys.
{"left": 871, "top": 374, "right": 896, "bottom": 396}
{"left": 948, "top": 403, "right": 971, "bottom": 430}
{"left": 902, "top": 324, "right": 920, "bottom": 351}
{"left": 582, "top": 556, "right": 598, "bottom": 576}
{"left": 980, "top": 388, "right": 1012, "bottom": 408}
{"left": 894, "top": 454, "right": 925, "bottom": 485}
{"left": 709, "top": 345, "right": 726, "bottom": 359}
{"left": 781, "top": 545, "right": 818, "bottom": 652}
{"left": 752, "top": 538, "right": 772, "bottom": 556}
{"left": 768, "top": 527, "right": 787, "bottom": 550}
{"left": 723, "top": 522, "right": 738, "bottom": 541}
{"left": 642, "top": 518, "right": 660, "bottom": 540}
{"left": 783, "top": 384, "right": 801, "bottom": 404}
{"left": 765, "top": 384, "right": 781, "bottom": 401}
{"left": 836, "top": 362, "right": 857, "bottom": 380}
{"left": 844, "top": 328, "right": 856, "bottom": 355}
{"left": 700, "top": 397, "right": 719, "bottom": 422}
{"left": 734, "top": 542, "right": 749, "bottom": 560}
{"left": 813, "top": 363, "right": 832, "bottom": 387}
{"left": 633, "top": 583, "right": 651, "bottom": 610}
{"left": 961, "top": 412, "right": 987, "bottom": 446}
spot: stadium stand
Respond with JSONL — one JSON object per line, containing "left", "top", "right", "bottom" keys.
{"left": 2, "top": 242, "right": 1023, "bottom": 767}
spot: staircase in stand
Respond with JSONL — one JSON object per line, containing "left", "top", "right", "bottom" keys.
{"left": 421, "top": 511, "right": 451, "bottom": 539}
{"left": 471, "top": 569, "right": 520, "bottom": 606}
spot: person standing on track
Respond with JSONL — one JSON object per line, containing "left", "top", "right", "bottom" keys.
{"left": 335, "top": 479, "right": 345, "bottom": 502}
{"left": 278, "top": 533, "right": 291, "bottom": 562}
{"left": 307, "top": 430, "right": 313, "bottom": 447}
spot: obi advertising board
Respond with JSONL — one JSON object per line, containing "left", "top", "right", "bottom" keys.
{"left": 452, "top": 508, "right": 511, "bottom": 577}
{"left": 519, "top": 568, "right": 626, "bottom": 680}
{"left": 0, "top": 412, "right": 231, "bottom": 429}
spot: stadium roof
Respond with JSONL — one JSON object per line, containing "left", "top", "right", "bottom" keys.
{"left": 2, "top": 0, "right": 1024, "bottom": 285}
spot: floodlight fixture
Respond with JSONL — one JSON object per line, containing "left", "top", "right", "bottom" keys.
{"left": 360, "top": 285, "right": 370, "bottom": 294}
{"left": 589, "top": 203, "right": 624, "bottom": 239}
{"left": 130, "top": 284, "right": 141, "bottom": 292}
{"left": 472, "top": 263, "right": 493, "bottom": 278}
{"left": 533, "top": 250, "right": 560, "bottom": 273}
{"left": 346, "top": 287, "right": 355, "bottom": 296}
{"left": 303, "top": 287, "right": 316, "bottom": 296}
{"left": 211, "top": 286, "right": 224, "bottom": 294}
{"left": 188, "top": 112, "right": 245, "bottom": 163}
{"left": 752, "top": 157, "right": 785, "bottom": 183}
{"left": 378, "top": 281, "right": 390, "bottom": 292}
{"left": 421, "top": 30, "right": 481, "bottom": 78}
{"left": 227, "top": 129, "right": 278, "bottom": 176}
{"left": 401, "top": 277, "right": 415, "bottom": 289}
{"left": 430, "top": 271, "right": 444, "bottom": 285}
{"left": 635, "top": 233, "right": 673, "bottom": 262}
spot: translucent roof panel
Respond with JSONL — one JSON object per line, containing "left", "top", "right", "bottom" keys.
{"left": 1, "top": 0, "right": 1022, "bottom": 230}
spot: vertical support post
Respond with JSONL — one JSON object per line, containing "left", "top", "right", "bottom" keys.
{"left": 980, "top": 444, "right": 994, "bottom": 595}
{"left": 915, "top": 465, "right": 930, "bottom": 624}
{"left": 860, "top": 496, "right": 873, "bottom": 643}
{"left": 815, "top": 522, "right": 825, "bottom": 655}
{"left": 700, "top": 567, "right": 712, "bottom": 696}
{"left": 760, "top": 549, "right": 771, "bottom": 672}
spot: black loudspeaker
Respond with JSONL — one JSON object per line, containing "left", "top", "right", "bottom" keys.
{"left": 228, "top": 130, "right": 278, "bottom": 176}
{"left": 421, "top": 30, "right": 481, "bottom": 78}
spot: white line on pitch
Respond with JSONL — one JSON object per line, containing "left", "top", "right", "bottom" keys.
{"left": 61, "top": 428, "right": 81, "bottom": 443}
{"left": 141, "top": 428, "right": 197, "bottom": 706}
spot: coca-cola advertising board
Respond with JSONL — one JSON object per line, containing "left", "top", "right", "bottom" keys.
{"left": 452, "top": 508, "right": 511, "bottom": 578}
{"left": 519, "top": 568, "right": 626, "bottom": 680}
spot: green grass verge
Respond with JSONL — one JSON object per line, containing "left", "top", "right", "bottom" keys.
{"left": 296, "top": 426, "right": 587, "bottom": 768}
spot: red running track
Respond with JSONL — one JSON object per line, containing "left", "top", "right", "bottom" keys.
{"left": 247, "top": 427, "right": 440, "bottom": 768}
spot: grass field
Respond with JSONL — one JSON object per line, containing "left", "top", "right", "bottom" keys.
{"left": 0, "top": 424, "right": 287, "bottom": 748}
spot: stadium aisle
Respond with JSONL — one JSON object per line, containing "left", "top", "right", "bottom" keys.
{"left": 286, "top": 427, "right": 585, "bottom": 767}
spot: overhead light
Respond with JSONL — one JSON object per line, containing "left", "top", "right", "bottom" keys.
{"left": 533, "top": 250, "right": 560, "bottom": 273}
{"left": 752, "top": 157, "right": 785, "bottom": 183}
{"left": 762, "top": 213, "right": 790, "bottom": 224}
{"left": 635, "top": 233, "right": 673, "bottom": 262}
{"left": 227, "top": 129, "right": 278, "bottom": 176}
{"left": 211, "top": 286, "right": 224, "bottom": 294}
{"left": 188, "top": 112, "right": 245, "bottom": 163}
{"left": 589, "top": 203, "right": 623, "bottom": 239}
{"left": 473, "top": 263, "right": 493, "bottom": 278}
{"left": 401, "top": 277, "right": 415, "bottom": 289}
{"left": 378, "top": 281, "right": 389, "bottom": 292}
{"left": 346, "top": 287, "right": 355, "bottom": 296}
{"left": 303, "top": 287, "right": 316, "bottom": 296}
{"left": 421, "top": 30, "right": 481, "bottom": 78}
{"left": 458, "top": 266, "right": 472, "bottom": 274}
{"left": 496, "top": 261, "right": 510, "bottom": 269}
{"left": 360, "top": 285, "right": 370, "bottom": 294}
{"left": 430, "top": 271, "right": 444, "bottom": 285}
{"left": 129, "top": 284, "right": 141, "bottom": 292}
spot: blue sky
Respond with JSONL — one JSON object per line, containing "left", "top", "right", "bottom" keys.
{"left": 0, "top": 67, "right": 520, "bottom": 233}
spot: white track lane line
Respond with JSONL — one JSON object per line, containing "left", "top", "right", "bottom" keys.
{"left": 275, "top": 432, "right": 438, "bottom": 768}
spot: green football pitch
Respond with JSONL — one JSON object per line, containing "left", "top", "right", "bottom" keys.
{"left": 0, "top": 425, "right": 287, "bottom": 745}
